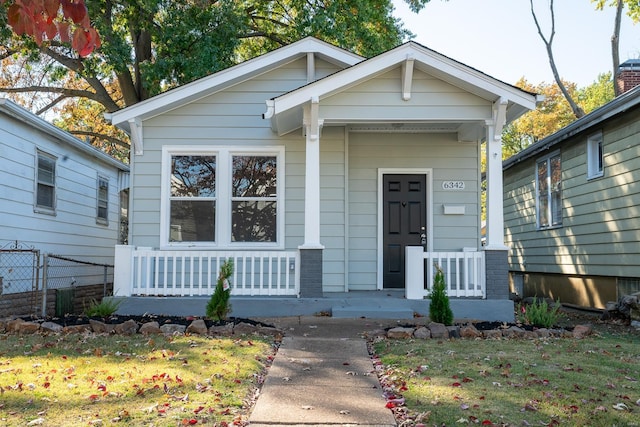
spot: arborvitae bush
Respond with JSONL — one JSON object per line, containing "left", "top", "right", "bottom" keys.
{"left": 206, "top": 259, "right": 234, "bottom": 321}
{"left": 429, "top": 265, "right": 454, "bottom": 325}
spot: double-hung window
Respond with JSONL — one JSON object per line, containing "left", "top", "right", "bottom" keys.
{"left": 536, "top": 151, "right": 562, "bottom": 229}
{"left": 587, "top": 132, "right": 604, "bottom": 179}
{"left": 162, "top": 146, "right": 283, "bottom": 247}
{"left": 97, "top": 176, "right": 109, "bottom": 224}
{"left": 35, "top": 150, "right": 56, "bottom": 213}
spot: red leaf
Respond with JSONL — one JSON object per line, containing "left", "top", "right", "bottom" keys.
{"left": 43, "top": 382, "right": 50, "bottom": 388}
{"left": 481, "top": 420, "right": 493, "bottom": 426}
{"left": 97, "top": 384, "right": 107, "bottom": 392}
{"left": 71, "top": 27, "right": 100, "bottom": 57}
{"left": 452, "top": 382, "right": 462, "bottom": 387}
{"left": 61, "top": 0, "right": 87, "bottom": 24}
{"left": 194, "top": 406, "right": 204, "bottom": 414}
{"left": 7, "top": 3, "right": 34, "bottom": 36}
{"left": 88, "top": 394, "right": 100, "bottom": 401}
{"left": 385, "top": 402, "right": 395, "bottom": 409}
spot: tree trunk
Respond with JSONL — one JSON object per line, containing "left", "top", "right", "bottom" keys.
{"left": 612, "top": 0, "right": 623, "bottom": 96}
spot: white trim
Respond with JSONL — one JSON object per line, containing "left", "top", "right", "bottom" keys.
{"left": 587, "top": 131, "right": 604, "bottom": 180}
{"left": 160, "top": 145, "right": 285, "bottom": 250}
{"left": 376, "top": 168, "right": 433, "bottom": 290}
{"left": 343, "top": 128, "right": 350, "bottom": 292}
{"left": 108, "top": 37, "right": 362, "bottom": 127}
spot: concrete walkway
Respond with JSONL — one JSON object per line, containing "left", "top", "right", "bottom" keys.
{"left": 249, "top": 316, "right": 406, "bottom": 426}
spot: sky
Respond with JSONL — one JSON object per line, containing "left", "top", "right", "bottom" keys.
{"left": 392, "top": 0, "right": 640, "bottom": 87}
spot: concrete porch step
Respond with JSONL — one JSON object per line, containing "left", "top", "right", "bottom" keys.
{"left": 332, "top": 305, "right": 414, "bottom": 319}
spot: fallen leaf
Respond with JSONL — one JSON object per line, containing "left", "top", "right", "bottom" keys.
{"left": 612, "top": 403, "right": 629, "bottom": 411}
{"left": 339, "top": 410, "right": 350, "bottom": 415}
{"left": 301, "top": 405, "right": 314, "bottom": 410}
{"left": 27, "top": 419, "right": 45, "bottom": 426}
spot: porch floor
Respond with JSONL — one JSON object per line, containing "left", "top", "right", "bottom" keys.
{"left": 109, "top": 290, "right": 515, "bottom": 322}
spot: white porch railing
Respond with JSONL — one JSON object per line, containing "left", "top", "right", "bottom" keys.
{"left": 114, "top": 246, "right": 300, "bottom": 297}
{"left": 405, "top": 246, "right": 485, "bottom": 299}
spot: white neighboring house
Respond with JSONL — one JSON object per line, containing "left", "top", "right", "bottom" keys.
{"left": 0, "top": 98, "right": 129, "bottom": 303}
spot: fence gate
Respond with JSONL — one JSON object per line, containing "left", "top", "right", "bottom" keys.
{"left": 0, "top": 241, "right": 41, "bottom": 317}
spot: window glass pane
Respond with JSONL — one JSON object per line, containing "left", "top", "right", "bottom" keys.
{"left": 37, "top": 184, "right": 54, "bottom": 208}
{"left": 232, "top": 156, "right": 277, "bottom": 197}
{"left": 38, "top": 156, "right": 55, "bottom": 185}
{"left": 171, "top": 155, "right": 216, "bottom": 197}
{"left": 232, "top": 201, "right": 276, "bottom": 242}
{"left": 170, "top": 200, "right": 215, "bottom": 242}
{"left": 98, "top": 178, "right": 108, "bottom": 220}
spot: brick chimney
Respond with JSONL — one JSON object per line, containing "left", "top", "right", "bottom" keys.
{"left": 616, "top": 59, "right": 640, "bottom": 94}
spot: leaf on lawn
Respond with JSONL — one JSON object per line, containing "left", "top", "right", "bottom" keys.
{"left": 27, "top": 419, "right": 45, "bottom": 426}
{"left": 460, "top": 403, "right": 470, "bottom": 410}
{"left": 612, "top": 403, "right": 629, "bottom": 411}
{"left": 456, "top": 417, "right": 469, "bottom": 423}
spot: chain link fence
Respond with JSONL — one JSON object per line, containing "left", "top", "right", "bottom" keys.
{"left": 0, "top": 241, "right": 114, "bottom": 318}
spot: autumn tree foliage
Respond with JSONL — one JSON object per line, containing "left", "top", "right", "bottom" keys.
{"left": 2, "top": 0, "right": 100, "bottom": 56}
{"left": 0, "top": 0, "right": 433, "bottom": 159}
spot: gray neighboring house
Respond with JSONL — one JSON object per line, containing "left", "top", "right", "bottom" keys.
{"left": 0, "top": 98, "right": 129, "bottom": 315}
{"left": 107, "top": 37, "right": 540, "bottom": 320}
{"left": 503, "top": 66, "right": 640, "bottom": 310}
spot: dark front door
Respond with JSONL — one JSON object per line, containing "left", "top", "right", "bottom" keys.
{"left": 383, "top": 174, "right": 426, "bottom": 288}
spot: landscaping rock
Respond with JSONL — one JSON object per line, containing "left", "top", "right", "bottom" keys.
{"left": 18, "top": 321, "right": 40, "bottom": 334}
{"left": 535, "top": 328, "right": 551, "bottom": 338}
{"left": 447, "top": 326, "right": 460, "bottom": 339}
{"left": 482, "top": 329, "right": 503, "bottom": 339}
{"left": 160, "top": 324, "right": 186, "bottom": 335}
{"left": 114, "top": 319, "right": 138, "bottom": 335}
{"left": 139, "top": 321, "right": 162, "bottom": 335}
{"left": 387, "top": 327, "right": 414, "bottom": 339}
{"left": 209, "top": 323, "right": 234, "bottom": 337}
{"left": 364, "top": 328, "right": 388, "bottom": 340}
{"left": 572, "top": 324, "right": 593, "bottom": 339}
{"left": 90, "top": 319, "right": 115, "bottom": 334}
{"left": 7, "top": 318, "right": 26, "bottom": 333}
{"left": 63, "top": 324, "right": 92, "bottom": 334}
{"left": 428, "top": 322, "right": 449, "bottom": 339}
{"left": 41, "top": 321, "right": 63, "bottom": 333}
{"left": 186, "top": 319, "right": 208, "bottom": 335}
{"left": 413, "top": 326, "right": 431, "bottom": 339}
{"left": 233, "top": 322, "right": 259, "bottom": 335}
{"left": 460, "top": 324, "right": 482, "bottom": 339}
{"left": 502, "top": 326, "right": 525, "bottom": 338}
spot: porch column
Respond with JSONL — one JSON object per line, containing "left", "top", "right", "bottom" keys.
{"left": 484, "top": 99, "right": 510, "bottom": 300}
{"left": 299, "top": 97, "right": 324, "bottom": 297}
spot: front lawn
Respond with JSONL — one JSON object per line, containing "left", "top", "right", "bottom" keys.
{"left": 0, "top": 332, "right": 275, "bottom": 426}
{"left": 372, "top": 329, "right": 639, "bottom": 426}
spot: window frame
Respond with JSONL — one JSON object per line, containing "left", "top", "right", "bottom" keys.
{"left": 587, "top": 131, "right": 604, "bottom": 180}
{"left": 34, "top": 150, "right": 57, "bottom": 214}
{"left": 536, "top": 150, "right": 562, "bottom": 230}
{"left": 96, "top": 175, "right": 109, "bottom": 225}
{"left": 160, "top": 145, "right": 284, "bottom": 249}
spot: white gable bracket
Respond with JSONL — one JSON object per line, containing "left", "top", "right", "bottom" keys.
{"left": 128, "top": 118, "right": 144, "bottom": 155}
{"left": 401, "top": 54, "right": 415, "bottom": 101}
{"left": 307, "top": 52, "right": 315, "bottom": 83}
{"left": 492, "top": 97, "right": 508, "bottom": 140}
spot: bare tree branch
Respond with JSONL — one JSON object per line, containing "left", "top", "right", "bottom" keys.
{"left": 612, "top": 0, "right": 623, "bottom": 96}
{"left": 530, "top": 0, "right": 585, "bottom": 118}
{"left": 69, "top": 130, "right": 130, "bottom": 149}
{"left": 35, "top": 94, "right": 68, "bottom": 115}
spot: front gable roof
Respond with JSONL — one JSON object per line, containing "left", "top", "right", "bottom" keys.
{"left": 264, "top": 41, "right": 540, "bottom": 137}
{"left": 106, "top": 37, "right": 363, "bottom": 131}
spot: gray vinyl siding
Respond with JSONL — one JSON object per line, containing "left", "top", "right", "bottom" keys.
{"left": 504, "top": 112, "right": 640, "bottom": 278}
{"left": 130, "top": 58, "right": 348, "bottom": 291}
{"left": 0, "top": 112, "right": 123, "bottom": 273}
{"left": 348, "top": 132, "right": 480, "bottom": 290}
{"left": 322, "top": 68, "right": 492, "bottom": 121}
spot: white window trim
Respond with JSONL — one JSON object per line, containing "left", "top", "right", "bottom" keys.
{"left": 160, "top": 145, "right": 285, "bottom": 249}
{"left": 587, "top": 131, "right": 604, "bottom": 180}
{"left": 97, "top": 174, "right": 109, "bottom": 225}
{"left": 34, "top": 149, "right": 57, "bottom": 215}
{"left": 536, "top": 150, "right": 562, "bottom": 230}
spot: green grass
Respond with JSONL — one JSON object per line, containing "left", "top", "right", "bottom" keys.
{"left": 373, "top": 331, "right": 640, "bottom": 426}
{"left": 0, "top": 332, "right": 274, "bottom": 426}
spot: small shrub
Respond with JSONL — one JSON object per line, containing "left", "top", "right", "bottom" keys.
{"left": 206, "top": 259, "right": 234, "bottom": 321}
{"left": 84, "top": 297, "right": 121, "bottom": 317}
{"left": 516, "top": 297, "right": 563, "bottom": 328}
{"left": 429, "top": 264, "right": 454, "bottom": 325}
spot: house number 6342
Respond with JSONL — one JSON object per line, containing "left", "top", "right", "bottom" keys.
{"left": 442, "top": 181, "right": 465, "bottom": 190}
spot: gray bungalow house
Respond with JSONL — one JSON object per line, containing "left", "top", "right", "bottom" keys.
{"left": 108, "top": 37, "right": 538, "bottom": 320}
{"left": 503, "top": 73, "right": 640, "bottom": 310}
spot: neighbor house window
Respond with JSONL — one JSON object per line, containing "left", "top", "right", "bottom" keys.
{"left": 587, "top": 132, "right": 604, "bottom": 179}
{"left": 536, "top": 151, "right": 562, "bottom": 229}
{"left": 97, "top": 176, "right": 109, "bottom": 224}
{"left": 162, "top": 146, "right": 283, "bottom": 247}
{"left": 35, "top": 150, "right": 56, "bottom": 213}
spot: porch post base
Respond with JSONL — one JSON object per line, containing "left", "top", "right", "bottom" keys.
{"left": 484, "top": 249, "right": 509, "bottom": 300}
{"left": 299, "top": 248, "right": 323, "bottom": 298}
